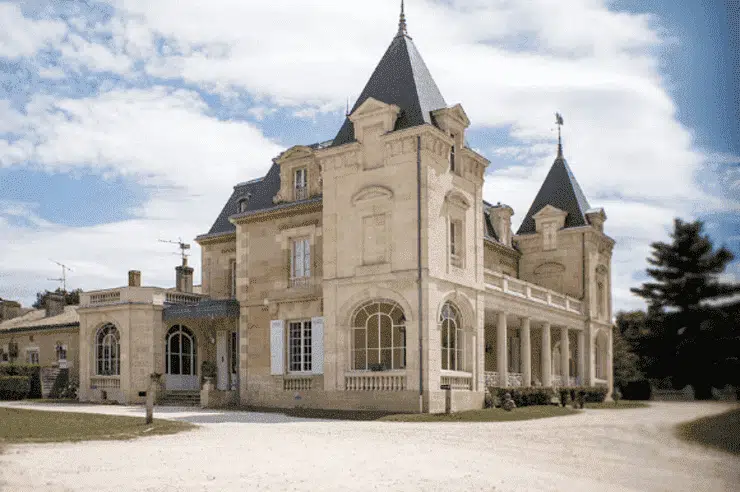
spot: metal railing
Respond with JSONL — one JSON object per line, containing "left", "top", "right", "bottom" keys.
{"left": 294, "top": 186, "right": 308, "bottom": 201}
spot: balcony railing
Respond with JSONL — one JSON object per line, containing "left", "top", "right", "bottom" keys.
{"left": 284, "top": 375, "right": 312, "bottom": 391}
{"left": 88, "top": 291, "right": 121, "bottom": 305}
{"left": 484, "top": 270, "right": 584, "bottom": 315}
{"left": 440, "top": 371, "right": 473, "bottom": 390}
{"left": 484, "top": 371, "right": 499, "bottom": 387}
{"left": 344, "top": 371, "right": 406, "bottom": 391}
{"left": 294, "top": 186, "right": 308, "bottom": 201}
{"left": 290, "top": 276, "right": 310, "bottom": 289}
{"left": 165, "top": 291, "right": 204, "bottom": 305}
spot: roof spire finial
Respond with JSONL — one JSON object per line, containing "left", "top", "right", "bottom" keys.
{"left": 397, "top": 0, "right": 408, "bottom": 37}
{"left": 555, "top": 112, "right": 564, "bottom": 158}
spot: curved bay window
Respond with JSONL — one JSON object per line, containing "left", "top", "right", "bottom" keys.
{"left": 96, "top": 323, "right": 120, "bottom": 376}
{"left": 440, "top": 302, "right": 464, "bottom": 371}
{"left": 351, "top": 300, "right": 406, "bottom": 371}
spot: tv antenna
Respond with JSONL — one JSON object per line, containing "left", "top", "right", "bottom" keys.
{"left": 48, "top": 260, "right": 73, "bottom": 292}
{"left": 158, "top": 238, "right": 191, "bottom": 263}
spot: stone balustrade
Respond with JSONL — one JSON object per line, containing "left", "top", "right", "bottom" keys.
{"left": 507, "top": 372, "right": 524, "bottom": 387}
{"left": 283, "top": 376, "right": 312, "bottom": 391}
{"left": 81, "top": 287, "right": 207, "bottom": 307}
{"left": 440, "top": 371, "right": 473, "bottom": 390}
{"left": 484, "top": 269, "right": 584, "bottom": 315}
{"left": 90, "top": 376, "right": 120, "bottom": 389}
{"left": 164, "top": 291, "right": 204, "bottom": 305}
{"left": 484, "top": 371, "right": 499, "bottom": 387}
{"left": 344, "top": 371, "right": 406, "bottom": 391}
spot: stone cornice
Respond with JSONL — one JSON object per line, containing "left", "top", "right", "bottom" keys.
{"left": 195, "top": 231, "right": 236, "bottom": 245}
{"left": 230, "top": 198, "right": 322, "bottom": 224}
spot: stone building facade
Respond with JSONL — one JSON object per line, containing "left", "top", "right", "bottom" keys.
{"left": 0, "top": 10, "right": 614, "bottom": 412}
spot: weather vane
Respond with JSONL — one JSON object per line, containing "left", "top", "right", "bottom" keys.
{"left": 555, "top": 112, "right": 564, "bottom": 146}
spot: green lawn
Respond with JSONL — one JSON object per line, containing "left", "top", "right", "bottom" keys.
{"left": 676, "top": 407, "right": 740, "bottom": 455}
{"left": 584, "top": 401, "right": 650, "bottom": 409}
{"left": 0, "top": 407, "right": 195, "bottom": 445}
{"left": 379, "top": 405, "right": 579, "bottom": 422}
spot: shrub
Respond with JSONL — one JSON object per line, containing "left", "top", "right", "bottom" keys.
{"left": 62, "top": 371, "right": 79, "bottom": 400}
{"left": 0, "top": 376, "right": 31, "bottom": 400}
{"left": 49, "top": 368, "right": 69, "bottom": 399}
{"left": 201, "top": 360, "right": 217, "bottom": 380}
{"left": 0, "top": 364, "right": 41, "bottom": 399}
{"left": 487, "top": 387, "right": 556, "bottom": 407}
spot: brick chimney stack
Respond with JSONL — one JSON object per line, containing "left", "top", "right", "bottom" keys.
{"left": 0, "top": 299, "right": 22, "bottom": 322}
{"left": 175, "top": 258, "right": 194, "bottom": 293}
{"left": 45, "top": 294, "right": 65, "bottom": 318}
{"left": 128, "top": 270, "right": 142, "bottom": 287}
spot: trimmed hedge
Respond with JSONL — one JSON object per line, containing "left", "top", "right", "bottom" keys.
{"left": 487, "top": 385, "right": 609, "bottom": 408}
{"left": 0, "top": 364, "right": 42, "bottom": 399}
{"left": 0, "top": 375, "right": 31, "bottom": 400}
{"left": 487, "top": 387, "right": 557, "bottom": 408}
{"left": 49, "top": 368, "right": 69, "bottom": 399}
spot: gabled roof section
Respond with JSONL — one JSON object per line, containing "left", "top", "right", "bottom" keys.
{"left": 331, "top": 29, "right": 446, "bottom": 147}
{"left": 517, "top": 146, "right": 592, "bottom": 235}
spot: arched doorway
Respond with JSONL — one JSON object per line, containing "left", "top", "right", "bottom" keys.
{"left": 166, "top": 325, "right": 198, "bottom": 390}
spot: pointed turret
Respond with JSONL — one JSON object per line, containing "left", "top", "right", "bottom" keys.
{"left": 331, "top": 1, "right": 447, "bottom": 147}
{"left": 517, "top": 130, "right": 591, "bottom": 235}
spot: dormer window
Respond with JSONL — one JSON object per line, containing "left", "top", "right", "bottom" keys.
{"left": 237, "top": 198, "right": 248, "bottom": 213}
{"left": 294, "top": 168, "right": 308, "bottom": 201}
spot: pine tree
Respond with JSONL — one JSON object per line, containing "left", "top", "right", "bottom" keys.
{"left": 631, "top": 218, "right": 740, "bottom": 399}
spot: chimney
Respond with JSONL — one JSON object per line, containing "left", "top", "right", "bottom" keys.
{"left": 490, "top": 203, "right": 514, "bottom": 247}
{"left": 45, "top": 294, "right": 65, "bottom": 318}
{"left": 175, "top": 258, "right": 194, "bottom": 293}
{"left": 0, "top": 299, "right": 22, "bottom": 322}
{"left": 128, "top": 270, "right": 142, "bottom": 287}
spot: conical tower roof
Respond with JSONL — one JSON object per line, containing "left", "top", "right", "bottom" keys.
{"left": 517, "top": 145, "right": 592, "bottom": 235}
{"left": 331, "top": 5, "right": 446, "bottom": 147}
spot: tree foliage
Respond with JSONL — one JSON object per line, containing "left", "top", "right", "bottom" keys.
{"left": 32, "top": 288, "right": 82, "bottom": 309}
{"left": 630, "top": 218, "right": 740, "bottom": 399}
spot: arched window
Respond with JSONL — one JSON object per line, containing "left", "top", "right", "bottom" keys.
{"left": 166, "top": 325, "right": 197, "bottom": 377}
{"left": 440, "top": 302, "right": 464, "bottom": 371}
{"left": 351, "top": 300, "right": 406, "bottom": 371}
{"left": 96, "top": 323, "right": 120, "bottom": 376}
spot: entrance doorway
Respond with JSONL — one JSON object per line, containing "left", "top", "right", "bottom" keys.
{"left": 166, "top": 325, "right": 198, "bottom": 390}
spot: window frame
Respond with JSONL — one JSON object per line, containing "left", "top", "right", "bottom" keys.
{"left": 294, "top": 167, "right": 308, "bottom": 201}
{"left": 439, "top": 302, "right": 464, "bottom": 372}
{"left": 26, "top": 348, "right": 40, "bottom": 365}
{"left": 449, "top": 219, "right": 463, "bottom": 268}
{"left": 351, "top": 300, "right": 407, "bottom": 372}
{"left": 95, "top": 323, "right": 121, "bottom": 376}
{"left": 229, "top": 258, "right": 237, "bottom": 298}
{"left": 288, "top": 319, "right": 312, "bottom": 374}
{"left": 290, "top": 237, "right": 311, "bottom": 288}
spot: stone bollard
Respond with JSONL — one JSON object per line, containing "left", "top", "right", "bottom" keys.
{"left": 442, "top": 384, "right": 452, "bottom": 414}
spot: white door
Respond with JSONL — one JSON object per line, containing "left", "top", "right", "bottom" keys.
{"left": 166, "top": 325, "right": 199, "bottom": 390}
{"left": 216, "top": 331, "right": 228, "bottom": 391}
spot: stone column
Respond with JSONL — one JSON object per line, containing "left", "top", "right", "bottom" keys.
{"left": 520, "top": 317, "right": 531, "bottom": 387}
{"left": 606, "top": 326, "right": 614, "bottom": 400}
{"left": 577, "top": 330, "right": 585, "bottom": 386}
{"left": 541, "top": 322, "right": 552, "bottom": 386}
{"left": 496, "top": 311, "right": 508, "bottom": 387}
{"left": 560, "top": 326, "right": 570, "bottom": 385}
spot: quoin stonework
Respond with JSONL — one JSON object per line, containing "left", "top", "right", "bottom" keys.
{"left": 0, "top": 8, "right": 614, "bottom": 413}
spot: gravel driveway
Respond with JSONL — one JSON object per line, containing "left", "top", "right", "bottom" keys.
{"left": 1, "top": 401, "right": 738, "bottom": 492}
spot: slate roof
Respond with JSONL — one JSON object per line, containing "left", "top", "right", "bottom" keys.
{"left": 517, "top": 145, "right": 592, "bottom": 235}
{"left": 202, "top": 163, "right": 282, "bottom": 237}
{"left": 331, "top": 31, "right": 447, "bottom": 147}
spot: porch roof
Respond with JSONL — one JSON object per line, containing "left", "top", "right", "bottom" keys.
{"left": 163, "top": 299, "right": 240, "bottom": 321}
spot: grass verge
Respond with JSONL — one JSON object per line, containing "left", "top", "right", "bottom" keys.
{"left": 379, "top": 405, "right": 578, "bottom": 422}
{"left": 584, "top": 401, "right": 650, "bottom": 409}
{"left": 0, "top": 407, "right": 195, "bottom": 445}
{"left": 676, "top": 407, "right": 740, "bottom": 455}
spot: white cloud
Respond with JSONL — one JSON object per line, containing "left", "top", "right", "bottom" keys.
{"left": 0, "top": 3, "right": 66, "bottom": 58}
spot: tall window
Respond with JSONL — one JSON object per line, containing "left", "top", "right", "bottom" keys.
{"left": 294, "top": 168, "right": 308, "bottom": 200}
{"left": 166, "top": 325, "right": 197, "bottom": 376}
{"left": 449, "top": 141, "right": 456, "bottom": 173}
{"left": 230, "top": 332, "right": 238, "bottom": 375}
{"left": 351, "top": 300, "right": 406, "bottom": 371}
{"left": 27, "top": 349, "right": 39, "bottom": 365}
{"left": 450, "top": 220, "right": 463, "bottom": 267}
{"left": 290, "top": 237, "right": 311, "bottom": 287}
{"left": 440, "top": 302, "right": 464, "bottom": 371}
{"left": 230, "top": 259, "right": 237, "bottom": 298}
{"left": 96, "top": 323, "right": 120, "bottom": 376}
{"left": 288, "top": 320, "right": 312, "bottom": 373}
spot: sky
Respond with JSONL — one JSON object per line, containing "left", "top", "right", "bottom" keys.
{"left": 0, "top": 0, "right": 738, "bottom": 312}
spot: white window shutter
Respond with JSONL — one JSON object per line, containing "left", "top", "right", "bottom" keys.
{"left": 270, "top": 320, "right": 285, "bottom": 375}
{"left": 311, "top": 316, "right": 324, "bottom": 374}
{"left": 304, "top": 240, "right": 311, "bottom": 277}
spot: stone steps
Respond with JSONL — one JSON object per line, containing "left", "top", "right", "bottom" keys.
{"left": 158, "top": 391, "right": 201, "bottom": 407}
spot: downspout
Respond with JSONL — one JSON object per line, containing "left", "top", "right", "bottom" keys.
{"left": 417, "top": 135, "right": 423, "bottom": 414}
